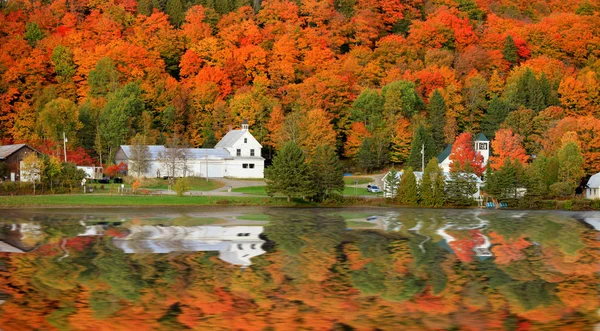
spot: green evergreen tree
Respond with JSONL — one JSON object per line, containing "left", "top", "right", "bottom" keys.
{"left": 446, "top": 165, "right": 477, "bottom": 206}
{"left": 201, "top": 131, "right": 218, "bottom": 148}
{"left": 50, "top": 45, "right": 76, "bottom": 81}
{"left": 427, "top": 89, "right": 447, "bottom": 152}
{"left": 384, "top": 168, "right": 400, "bottom": 199}
{"left": 557, "top": 141, "right": 585, "bottom": 192}
{"left": 397, "top": 167, "right": 418, "bottom": 205}
{"left": 165, "top": 0, "right": 186, "bottom": 27}
{"left": 307, "top": 144, "right": 345, "bottom": 202}
{"left": 265, "top": 141, "right": 312, "bottom": 202}
{"left": 24, "top": 22, "right": 44, "bottom": 47}
{"left": 538, "top": 73, "right": 555, "bottom": 107}
{"left": 484, "top": 161, "right": 499, "bottom": 197}
{"left": 458, "top": 0, "right": 486, "bottom": 21}
{"left": 137, "top": 0, "right": 153, "bottom": 15}
{"left": 481, "top": 96, "right": 510, "bottom": 140}
{"left": 407, "top": 125, "right": 437, "bottom": 171}
{"left": 356, "top": 135, "right": 389, "bottom": 173}
{"left": 420, "top": 158, "right": 445, "bottom": 207}
{"left": 503, "top": 35, "right": 518, "bottom": 65}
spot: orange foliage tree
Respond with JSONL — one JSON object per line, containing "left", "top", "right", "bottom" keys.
{"left": 490, "top": 129, "right": 529, "bottom": 170}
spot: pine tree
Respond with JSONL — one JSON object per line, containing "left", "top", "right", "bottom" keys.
{"left": 539, "top": 73, "right": 555, "bottom": 107}
{"left": 308, "top": 144, "right": 345, "bottom": 202}
{"left": 503, "top": 35, "right": 518, "bottom": 65}
{"left": 481, "top": 96, "right": 510, "bottom": 140}
{"left": 420, "top": 158, "right": 445, "bottom": 207}
{"left": 397, "top": 167, "right": 419, "bottom": 205}
{"left": 427, "top": 89, "right": 447, "bottom": 152}
{"left": 165, "top": 0, "right": 185, "bottom": 27}
{"left": 265, "top": 141, "right": 312, "bottom": 202}
{"left": 384, "top": 168, "right": 400, "bottom": 199}
{"left": 407, "top": 125, "right": 437, "bottom": 171}
{"left": 446, "top": 171, "right": 477, "bottom": 206}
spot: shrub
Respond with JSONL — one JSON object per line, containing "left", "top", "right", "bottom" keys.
{"left": 549, "top": 182, "right": 572, "bottom": 198}
{"left": 132, "top": 180, "right": 141, "bottom": 193}
{"left": 174, "top": 178, "right": 190, "bottom": 197}
{"left": 592, "top": 199, "right": 600, "bottom": 210}
{"left": 563, "top": 200, "right": 573, "bottom": 210}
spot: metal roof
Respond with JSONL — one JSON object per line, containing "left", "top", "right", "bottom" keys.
{"left": 475, "top": 133, "right": 489, "bottom": 142}
{"left": 588, "top": 173, "right": 600, "bottom": 188}
{"left": 437, "top": 144, "right": 453, "bottom": 163}
{"left": 118, "top": 145, "right": 232, "bottom": 160}
{"left": 0, "top": 144, "right": 29, "bottom": 160}
{"left": 215, "top": 130, "right": 245, "bottom": 148}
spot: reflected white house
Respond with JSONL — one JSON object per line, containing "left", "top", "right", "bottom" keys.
{"left": 112, "top": 226, "right": 266, "bottom": 267}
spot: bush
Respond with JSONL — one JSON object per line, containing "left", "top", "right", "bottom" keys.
{"left": 562, "top": 200, "right": 573, "bottom": 210}
{"left": 592, "top": 199, "right": 600, "bottom": 210}
{"left": 572, "top": 199, "right": 591, "bottom": 210}
{"left": 174, "top": 178, "right": 190, "bottom": 197}
{"left": 549, "top": 182, "right": 573, "bottom": 198}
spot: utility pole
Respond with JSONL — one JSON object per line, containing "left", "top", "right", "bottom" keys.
{"left": 421, "top": 143, "right": 425, "bottom": 172}
{"left": 63, "top": 131, "right": 68, "bottom": 162}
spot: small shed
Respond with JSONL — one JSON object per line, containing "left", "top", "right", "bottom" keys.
{"left": 0, "top": 144, "right": 38, "bottom": 181}
{"left": 586, "top": 173, "right": 600, "bottom": 199}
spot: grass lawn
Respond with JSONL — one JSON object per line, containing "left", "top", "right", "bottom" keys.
{"left": 139, "top": 177, "right": 224, "bottom": 191}
{"left": 0, "top": 194, "right": 292, "bottom": 207}
{"left": 237, "top": 213, "right": 271, "bottom": 221}
{"left": 343, "top": 186, "right": 381, "bottom": 196}
{"left": 343, "top": 177, "right": 373, "bottom": 185}
{"left": 232, "top": 186, "right": 269, "bottom": 195}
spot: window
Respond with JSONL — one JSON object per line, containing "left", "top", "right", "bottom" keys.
{"left": 237, "top": 244, "right": 243, "bottom": 250}
{"left": 478, "top": 143, "right": 488, "bottom": 150}
{"left": 251, "top": 244, "right": 256, "bottom": 249}
{"left": 236, "top": 149, "right": 241, "bottom": 156}
{"left": 243, "top": 164, "right": 248, "bottom": 169}
{"left": 250, "top": 149, "right": 255, "bottom": 156}
{"left": 244, "top": 138, "right": 247, "bottom": 143}
{"left": 249, "top": 164, "right": 255, "bottom": 169}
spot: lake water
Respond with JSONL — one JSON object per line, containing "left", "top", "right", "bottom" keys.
{"left": 0, "top": 207, "right": 598, "bottom": 330}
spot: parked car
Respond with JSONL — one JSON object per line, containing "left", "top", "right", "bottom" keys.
{"left": 367, "top": 185, "right": 380, "bottom": 193}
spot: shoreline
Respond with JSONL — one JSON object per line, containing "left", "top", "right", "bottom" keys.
{"left": 0, "top": 194, "right": 599, "bottom": 212}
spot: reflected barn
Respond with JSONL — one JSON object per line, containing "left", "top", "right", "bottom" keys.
{"left": 0, "top": 208, "right": 598, "bottom": 330}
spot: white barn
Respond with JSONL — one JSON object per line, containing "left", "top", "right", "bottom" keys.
{"left": 587, "top": 173, "right": 600, "bottom": 199}
{"left": 115, "top": 120, "right": 264, "bottom": 179}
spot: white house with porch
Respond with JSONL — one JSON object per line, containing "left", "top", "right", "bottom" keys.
{"left": 115, "top": 120, "right": 264, "bottom": 179}
{"left": 586, "top": 173, "right": 600, "bottom": 199}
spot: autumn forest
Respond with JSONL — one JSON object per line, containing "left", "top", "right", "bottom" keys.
{"left": 1, "top": 0, "right": 600, "bottom": 175}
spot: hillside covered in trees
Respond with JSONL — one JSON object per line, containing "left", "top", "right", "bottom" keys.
{"left": 1, "top": 0, "right": 600, "bottom": 173}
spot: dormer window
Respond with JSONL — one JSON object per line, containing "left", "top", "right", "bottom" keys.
{"left": 244, "top": 138, "right": 247, "bottom": 143}
{"left": 236, "top": 149, "right": 241, "bottom": 156}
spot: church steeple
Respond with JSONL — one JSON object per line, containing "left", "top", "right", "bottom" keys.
{"left": 241, "top": 119, "right": 249, "bottom": 131}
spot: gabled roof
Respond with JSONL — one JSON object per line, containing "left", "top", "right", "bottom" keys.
{"left": 475, "top": 133, "right": 489, "bottom": 142}
{"left": 437, "top": 144, "right": 453, "bottom": 163}
{"left": 215, "top": 130, "right": 245, "bottom": 148}
{"left": 117, "top": 146, "right": 232, "bottom": 160}
{"left": 0, "top": 144, "right": 34, "bottom": 160}
{"left": 587, "top": 173, "right": 600, "bottom": 188}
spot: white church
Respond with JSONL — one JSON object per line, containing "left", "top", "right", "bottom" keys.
{"left": 115, "top": 120, "right": 264, "bottom": 179}
{"left": 382, "top": 133, "right": 490, "bottom": 198}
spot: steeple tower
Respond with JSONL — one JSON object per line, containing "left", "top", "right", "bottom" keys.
{"left": 241, "top": 119, "right": 249, "bottom": 131}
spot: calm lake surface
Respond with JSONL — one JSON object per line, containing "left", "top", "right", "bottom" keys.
{"left": 0, "top": 207, "right": 598, "bottom": 330}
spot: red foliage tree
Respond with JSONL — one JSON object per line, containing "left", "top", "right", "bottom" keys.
{"left": 449, "top": 132, "right": 484, "bottom": 175}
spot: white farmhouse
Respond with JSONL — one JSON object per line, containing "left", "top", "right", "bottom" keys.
{"left": 586, "top": 173, "right": 600, "bottom": 199}
{"left": 115, "top": 120, "right": 264, "bottom": 179}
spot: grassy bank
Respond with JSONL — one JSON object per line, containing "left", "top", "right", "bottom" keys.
{"left": 0, "top": 194, "right": 293, "bottom": 208}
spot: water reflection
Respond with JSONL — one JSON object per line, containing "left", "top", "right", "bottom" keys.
{"left": 0, "top": 208, "right": 598, "bottom": 330}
